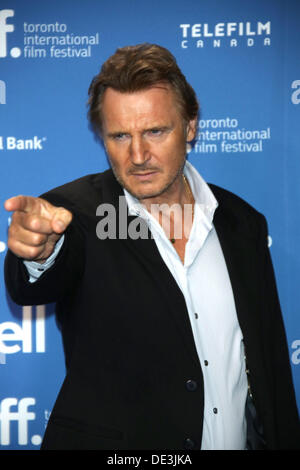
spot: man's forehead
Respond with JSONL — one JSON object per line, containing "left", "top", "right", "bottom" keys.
{"left": 102, "top": 83, "right": 175, "bottom": 103}
{"left": 101, "top": 85, "right": 180, "bottom": 130}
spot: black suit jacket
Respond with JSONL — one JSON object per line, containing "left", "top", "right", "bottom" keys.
{"left": 4, "top": 169, "right": 300, "bottom": 450}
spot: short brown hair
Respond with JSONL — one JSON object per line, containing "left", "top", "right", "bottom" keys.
{"left": 87, "top": 43, "right": 199, "bottom": 136}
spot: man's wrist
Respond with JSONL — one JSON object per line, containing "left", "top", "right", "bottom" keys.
{"left": 23, "top": 234, "right": 65, "bottom": 282}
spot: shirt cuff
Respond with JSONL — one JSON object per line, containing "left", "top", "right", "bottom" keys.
{"left": 23, "top": 234, "right": 65, "bottom": 283}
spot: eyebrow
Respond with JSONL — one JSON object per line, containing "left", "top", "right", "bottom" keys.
{"left": 106, "top": 125, "right": 173, "bottom": 138}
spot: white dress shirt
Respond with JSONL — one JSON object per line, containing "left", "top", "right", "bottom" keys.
{"left": 24, "top": 161, "right": 248, "bottom": 449}
{"left": 124, "top": 161, "right": 248, "bottom": 450}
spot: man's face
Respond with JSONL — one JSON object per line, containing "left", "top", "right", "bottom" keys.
{"left": 101, "top": 85, "right": 197, "bottom": 202}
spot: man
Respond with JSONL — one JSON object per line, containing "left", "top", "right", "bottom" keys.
{"left": 4, "top": 44, "right": 300, "bottom": 450}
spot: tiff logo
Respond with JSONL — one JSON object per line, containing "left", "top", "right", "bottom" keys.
{"left": 0, "top": 397, "right": 41, "bottom": 445}
{"left": 0, "top": 79, "right": 5, "bottom": 104}
{"left": 0, "top": 9, "right": 21, "bottom": 58}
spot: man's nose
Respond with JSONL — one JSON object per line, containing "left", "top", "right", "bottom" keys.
{"left": 129, "top": 136, "right": 150, "bottom": 165}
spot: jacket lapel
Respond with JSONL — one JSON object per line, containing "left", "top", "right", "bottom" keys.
{"left": 211, "top": 191, "right": 264, "bottom": 356}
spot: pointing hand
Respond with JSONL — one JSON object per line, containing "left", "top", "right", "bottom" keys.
{"left": 4, "top": 196, "right": 72, "bottom": 263}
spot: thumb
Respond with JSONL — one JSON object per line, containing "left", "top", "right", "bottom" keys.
{"left": 51, "top": 207, "right": 73, "bottom": 234}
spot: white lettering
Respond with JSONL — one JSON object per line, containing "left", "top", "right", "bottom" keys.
{"left": 291, "top": 80, "right": 300, "bottom": 104}
{"left": 179, "top": 21, "right": 271, "bottom": 38}
{"left": 0, "top": 79, "right": 6, "bottom": 104}
{"left": 199, "top": 117, "right": 238, "bottom": 129}
{"left": 215, "top": 23, "right": 225, "bottom": 37}
{"left": 179, "top": 24, "right": 190, "bottom": 38}
{"left": 257, "top": 21, "right": 271, "bottom": 35}
{"left": 151, "top": 454, "right": 192, "bottom": 465}
{"left": 227, "top": 22, "right": 237, "bottom": 36}
{"left": 0, "top": 9, "right": 14, "bottom": 58}
{"left": 24, "top": 22, "right": 67, "bottom": 33}
{"left": 107, "top": 454, "right": 142, "bottom": 467}
{"left": 192, "top": 24, "right": 201, "bottom": 37}
{"left": 246, "top": 22, "right": 255, "bottom": 36}
{"left": 35, "top": 305, "right": 46, "bottom": 352}
{"left": 203, "top": 23, "right": 213, "bottom": 37}
{"left": 0, "top": 306, "right": 46, "bottom": 355}
{"left": 291, "top": 340, "right": 300, "bottom": 365}
{"left": 0, "top": 397, "right": 36, "bottom": 445}
{"left": 6, "top": 136, "right": 44, "bottom": 150}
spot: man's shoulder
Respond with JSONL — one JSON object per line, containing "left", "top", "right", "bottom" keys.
{"left": 209, "top": 183, "right": 266, "bottom": 236}
{"left": 42, "top": 169, "right": 110, "bottom": 197}
{"left": 209, "top": 183, "right": 261, "bottom": 216}
{"left": 40, "top": 169, "right": 115, "bottom": 213}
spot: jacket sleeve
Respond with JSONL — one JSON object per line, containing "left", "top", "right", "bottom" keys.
{"left": 258, "top": 214, "right": 300, "bottom": 448}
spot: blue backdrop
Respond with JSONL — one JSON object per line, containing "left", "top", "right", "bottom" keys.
{"left": 0, "top": 0, "right": 299, "bottom": 449}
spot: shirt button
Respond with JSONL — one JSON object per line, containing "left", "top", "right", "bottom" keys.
{"left": 204, "top": 360, "right": 209, "bottom": 366}
{"left": 194, "top": 313, "right": 198, "bottom": 319}
{"left": 185, "top": 379, "right": 198, "bottom": 391}
{"left": 184, "top": 438, "right": 195, "bottom": 450}
{"left": 213, "top": 408, "right": 218, "bottom": 414}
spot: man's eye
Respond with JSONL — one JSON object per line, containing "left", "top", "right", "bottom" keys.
{"left": 148, "top": 129, "right": 163, "bottom": 137}
{"left": 113, "top": 133, "right": 127, "bottom": 141}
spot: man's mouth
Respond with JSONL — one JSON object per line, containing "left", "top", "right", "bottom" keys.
{"left": 130, "top": 171, "right": 159, "bottom": 181}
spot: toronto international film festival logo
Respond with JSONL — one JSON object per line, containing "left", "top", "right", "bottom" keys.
{"left": 0, "top": 9, "right": 99, "bottom": 60}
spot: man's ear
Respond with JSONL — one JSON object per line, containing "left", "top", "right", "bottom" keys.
{"left": 186, "top": 118, "right": 198, "bottom": 142}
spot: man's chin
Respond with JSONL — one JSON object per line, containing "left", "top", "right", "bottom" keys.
{"left": 125, "top": 186, "right": 163, "bottom": 201}
{"left": 124, "top": 177, "right": 180, "bottom": 202}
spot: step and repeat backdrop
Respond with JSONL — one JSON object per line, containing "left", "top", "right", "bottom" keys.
{"left": 0, "top": 0, "right": 299, "bottom": 449}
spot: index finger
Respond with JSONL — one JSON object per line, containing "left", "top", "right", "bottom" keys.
{"left": 4, "top": 195, "right": 40, "bottom": 214}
